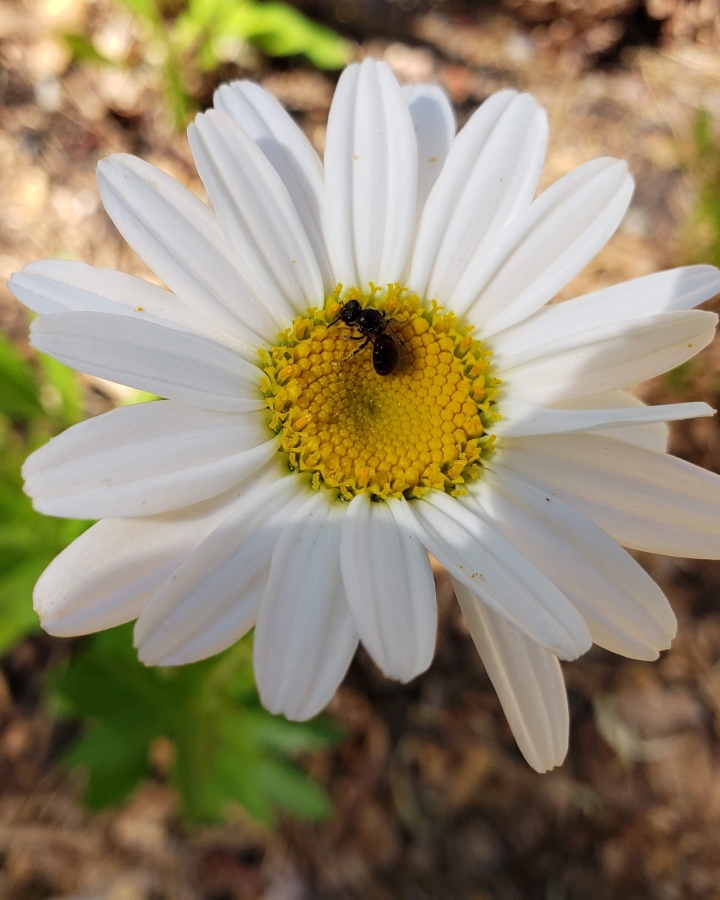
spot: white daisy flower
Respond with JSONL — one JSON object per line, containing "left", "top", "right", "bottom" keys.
{"left": 10, "top": 60, "right": 720, "bottom": 773}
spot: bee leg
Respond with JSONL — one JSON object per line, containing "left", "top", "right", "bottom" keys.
{"left": 341, "top": 337, "right": 371, "bottom": 362}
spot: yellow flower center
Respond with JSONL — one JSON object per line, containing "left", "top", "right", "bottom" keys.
{"left": 260, "top": 285, "right": 499, "bottom": 500}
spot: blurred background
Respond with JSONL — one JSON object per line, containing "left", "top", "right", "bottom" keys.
{"left": 1, "top": 0, "right": 720, "bottom": 896}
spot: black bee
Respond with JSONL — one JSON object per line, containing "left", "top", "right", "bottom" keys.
{"left": 329, "top": 299, "right": 401, "bottom": 376}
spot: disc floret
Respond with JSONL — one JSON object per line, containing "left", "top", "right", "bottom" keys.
{"left": 260, "top": 285, "right": 500, "bottom": 500}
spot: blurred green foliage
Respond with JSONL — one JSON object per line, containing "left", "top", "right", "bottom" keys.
{"left": 0, "top": 333, "right": 89, "bottom": 656}
{"left": 685, "top": 110, "right": 720, "bottom": 268}
{"left": 668, "top": 109, "right": 720, "bottom": 394}
{"left": 665, "top": 360, "right": 695, "bottom": 393}
{"left": 52, "top": 625, "right": 339, "bottom": 824}
{"left": 171, "top": 0, "right": 351, "bottom": 70}
{"left": 67, "top": 0, "right": 351, "bottom": 129}
{"left": 0, "top": 335, "right": 339, "bottom": 825}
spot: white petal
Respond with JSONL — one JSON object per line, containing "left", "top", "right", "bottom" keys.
{"left": 454, "top": 580, "right": 568, "bottom": 772}
{"left": 402, "top": 83, "right": 456, "bottom": 219}
{"left": 324, "top": 59, "right": 417, "bottom": 290}
{"left": 214, "top": 80, "right": 333, "bottom": 293}
{"left": 492, "top": 265, "right": 720, "bottom": 362}
{"left": 496, "top": 397, "right": 713, "bottom": 438}
{"left": 339, "top": 493, "right": 437, "bottom": 682}
{"left": 96, "top": 154, "right": 286, "bottom": 344}
{"left": 474, "top": 471, "right": 676, "bottom": 660}
{"left": 410, "top": 92, "right": 548, "bottom": 310}
{"left": 410, "top": 90, "right": 518, "bottom": 298}
{"left": 33, "top": 487, "right": 246, "bottom": 637}
{"left": 496, "top": 309, "right": 717, "bottom": 405}
{"left": 499, "top": 433, "right": 720, "bottom": 558}
{"left": 135, "top": 473, "right": 306, "bottom": 666}
{"left": 467, "top": 158, "right": 634, "bottom": 335}
{"left": 189, "top": 110, "right": 324, "bottom": 318}
{"left": 556, "top": 391, "right": 668, "bottom": 453}
{"left": 405, "top": 489, "right": 591, "bottom": 659}
{"left": 254, "top": 491, "right": 358, "bottom": 721}
{"left": 8, "top": 260, "right": 253, "bottom": 354}
{"left": 23, "top": 400, "right": 279, "bottom": 519}
{"left": 322, "top": 63, "right": 358, "bottom": 290}
{"left": 30, "top": 311, "right": 266, "bottom": 413}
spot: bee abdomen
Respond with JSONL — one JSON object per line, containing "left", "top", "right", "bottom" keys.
{"left": 373, "top": 334, "right": 399, "bottom": 376}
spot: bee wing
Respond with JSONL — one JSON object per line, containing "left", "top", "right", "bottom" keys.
{"left": 382, "top": 320, "right": 411, "bottom": 374}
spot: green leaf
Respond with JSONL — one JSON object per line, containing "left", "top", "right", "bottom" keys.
{"left": 108, "top": 0, "right": 348, "bottom": 132}
{"left": 177, "top": 0, "right": 233, "bottom": 36}
{"left": 116, "top": 0, "right": 162, "bottom": 25}
{"left": 694, "top": 109, "right": 714, "bottom": 157}
{"left": 52, "top": 626, "right": 339, "bottom": 825}
{"left": 66, "top": 719, "right": 156, "bottom": 809}
{"left": 63, "top": 34, "right": 114, "bottom": 65}
{"left": 0, "top": 561, "right": 42, "bottom": 656}
{"left": 39, "top": 356, "right": 85, "bottom": 426}
{"left": 0, "top": 501, "right": 88, "bottom": 651}
{"left": 211, "top": 750, "right": 278, "bottom": 822}
{"left": 252, "top": 757, "right": 332, "bottom": 820}
{"left": 685, "top": 109, "right": 720, "bottom": 269}
{"left": 665, "top": 360, "right": 694, "bottom": 392}
{"left": 238, "top": 708, "right": 342, "bottom": 754}
{"left": 0, "top": 346, "right": 91, "bottom": 654}
{"left": 218, "top": 1, "right": 350, "bottom": 69}
{"left": 162, "top": 50, "right": 193, "bottom": 130}
{"left": 118, "top": 388, "right": 161, "bottom": 406}
{"left": 170, "top": 0, "right": 349, "bottom": 71}
{"left": 0, "top": 332, "right": 43, "bottom": 421}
